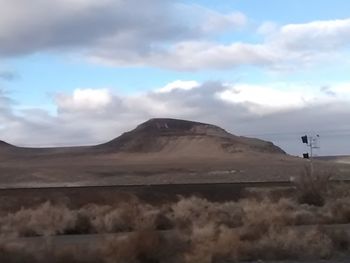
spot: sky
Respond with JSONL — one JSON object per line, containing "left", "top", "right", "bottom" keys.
{"left": 1, "top": 0, "right": 350, "bottom": 156}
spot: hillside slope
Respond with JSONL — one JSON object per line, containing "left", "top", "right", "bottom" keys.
{"left": 95, "top": 118, "right": 285, "bottom": 156}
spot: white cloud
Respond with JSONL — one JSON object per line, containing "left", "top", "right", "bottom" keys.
{"left": 328, "top": 83, "right": 350, "bottom": 98}
{"left": 257, "top": 21, "right": 279, "bottom": 35}
{"left": 217, "top": 83, "right": 329, "bottom": 114}
{"left": 219, "top": 86, "right": 304, "bottom": 114}
{"left": 56, "top": 88, "right": 112, "bottom": 111}
{"left": 277, "top": 18, "right": 350, "bottom": 51}
{"left": 157, "top": 80, "right": 200, "bottom": 93}
{"left": 201, "top": 11, "right": 246, "bottom": 33}
{"left": 103, "top": 41, "right": 278, "bottom": 71}
{"left": 182, "top": 5, "right": 247, "bottom": 34}
{"left": 1, "top": 0, "right": 349, "bottom": 71}
{"left": 89, "top": 17, "right": 350, "bottom": 71}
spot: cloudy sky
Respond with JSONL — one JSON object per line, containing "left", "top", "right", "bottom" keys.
{"left": 1, "top": 0, "right": 350, "bottom": 156}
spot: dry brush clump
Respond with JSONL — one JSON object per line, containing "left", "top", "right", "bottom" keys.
{"left": 181, "top": 222, "right": 342, "bottom": 262}
{"left": 0, "top": 225, "right": 346, "bottom": 263}
{"left": 0, "top": 231, "right": 187, "bottom": 263}
{"left": 0, "top": 202, "right": 76, "bottom": 237}
{"left": 168, "top": 196, "right": 243, "bottom": 230}
{"left": 82, "top": 201, "right": 174, "bottom": 233}
{"left": 293, "top": 163, "right": 334, "bottom": 206}
{"left": 0, "top": 200, "right": 172, "bottom": 237}
{"left": 238, "top": 226, "right": 334, "bottom": 261}
{"left": 0, "top": 186, "right": 350, "bottom": 262}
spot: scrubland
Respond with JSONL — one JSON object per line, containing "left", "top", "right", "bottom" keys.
{"left": 0, "top": 180, "right": 349, "bottom": 262}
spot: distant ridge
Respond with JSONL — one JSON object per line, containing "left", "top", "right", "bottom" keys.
{"left": 0, "top": 118, "right": 286, "bottom": 157}
{"left": 96, "top": 118, "right": 286, "bottom": 155}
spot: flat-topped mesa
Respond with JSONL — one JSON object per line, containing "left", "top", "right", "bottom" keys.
{"left": 133, "top": 118, "right": 231, "bottom": 137}
{"left": 97, "top": 118, "right": 286, "bottom": 155}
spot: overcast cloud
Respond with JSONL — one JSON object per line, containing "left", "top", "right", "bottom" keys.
{"left": 0, "top": 0, "right": 245, "bottom": 59}
{"left": 1, "top": 0, "right": 349, "bottom": 71}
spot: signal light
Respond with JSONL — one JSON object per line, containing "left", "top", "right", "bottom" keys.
{"left": 303, "top": 153, "right": 309, "bottom": 159}
{"left": 301, "top": 135, "right": 308, "bottom": 144}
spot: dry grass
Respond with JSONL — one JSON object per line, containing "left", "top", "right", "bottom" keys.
{"left": 0, "top": 202, "right": 76, "bottom": 237}
{"left": 239, "top": 227, "right": 333, "bottom": 261}
{"left": 0, "top": 226, "right": 343, "bottom": 263}
{"left": 293, "top": 163, "right": 333, "bottom": 206}
{"left": 0, "top": 196, "right": 349, "bottom": 234}
{"left": 0, "top": 180, "right": 349, "bottom": 262}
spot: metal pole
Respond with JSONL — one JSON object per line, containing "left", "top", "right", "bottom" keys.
{"left": 309, "top": 136, "right": 313, "bottom": 159}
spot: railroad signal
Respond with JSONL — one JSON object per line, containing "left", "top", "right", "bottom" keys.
{"left": 301, "top": 134, "right": 320, "bottom": 159}
{"left": 301, "top": 135, "right": 308, "bottom": 144}
{"left": 303, "top": 153, "right": 309, "bottom": 159}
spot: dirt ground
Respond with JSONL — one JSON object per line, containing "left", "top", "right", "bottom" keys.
{"left": 1, "top": 151, "right": 347, "bottom": 187}
{"left": 0, "top": 182, "right": 295, "bottom": 212}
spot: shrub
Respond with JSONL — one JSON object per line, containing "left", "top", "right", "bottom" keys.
{"left": 294, "top": 163, "right": 332, "bottom": 206}
{"left": 0, "top": 202, "right": 76, "bottom": 237}
{"left": 240, "top": 227, "right": 333, "bottom": 260}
